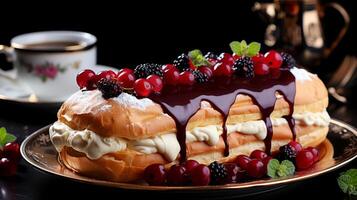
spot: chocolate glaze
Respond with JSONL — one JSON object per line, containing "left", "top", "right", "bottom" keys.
{"left": 148, "top": 70, "right": 296, "bottom": 162}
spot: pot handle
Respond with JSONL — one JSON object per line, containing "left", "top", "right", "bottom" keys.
{"left": 0, "top": 45, "right": 17, "bottom": 79}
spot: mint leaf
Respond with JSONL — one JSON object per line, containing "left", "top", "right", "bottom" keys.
{"left": 0, "top": 127, "right": 17, "bottom": 147}
{"left": 337, "top": 169, "right": 357, "bottom": 196}
{"left": 279, "top": 160, "right": 295, "bottom": 176}
{"left": 247, "top": 42, "right": 261, "bottom": 57}
{"left": 268, "top": 159, "right": 295, "bottom": 178}
{"left": 230, "top": 41, "right": 242, "bottom": 55}
{"left": 267, "top": 159, "right": 280, "bottom": 178}
{"left": 188, "top": 49, "right": 210, "bottom": 67}
{"left": 188, "top": 49, "right": 202, "bottom": 59}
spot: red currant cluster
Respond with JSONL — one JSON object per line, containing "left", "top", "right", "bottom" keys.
{"left": 0, "top": 142, "right": 20, "bottom": 176}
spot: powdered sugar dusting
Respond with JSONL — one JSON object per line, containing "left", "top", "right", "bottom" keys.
{"left": 290, "top": 67, "right": 316, "bottom": 81}
{"left": 113, "top": 92, "right": 154, "bottom": 109}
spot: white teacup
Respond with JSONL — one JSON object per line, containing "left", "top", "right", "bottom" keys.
{"left": 0, "top": 31, "right": 97, "bottom": 101}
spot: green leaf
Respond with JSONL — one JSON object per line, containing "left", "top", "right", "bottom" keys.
{"left": 0, "top": 127, "right": 17, "bottom": 147}
{"left": 267, "top": 159, "right": 280, "bottom": 178}
{"left": 247, "top": 42, "right": 261, "bottom": 57}
{"left": 230, "top": 41, "right": 242, "bottom": 55}
{"left": 188, "top": 49, "right": 210, "bottom": 67}
{"left": 268, "top": 159, "right": 295, "bottom": 178}
{"left": 280, "top": 160, "right": 295, "bottom": 176}
{"left": 188, "top": 49, "right": 202, "bottom": 59}
{"left": 0, "top": 127, "right": 6, "bottom": 143}
{"left": 337, "top": 169, "right": 357, "bottom": 195}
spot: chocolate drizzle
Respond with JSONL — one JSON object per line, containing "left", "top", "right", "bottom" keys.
{"left": 148, "top": 70, "right": 296, "bottom": 162}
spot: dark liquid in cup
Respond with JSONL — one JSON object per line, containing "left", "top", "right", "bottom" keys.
{"left": 25, "top": 41, "right": 83, "bottom": 50}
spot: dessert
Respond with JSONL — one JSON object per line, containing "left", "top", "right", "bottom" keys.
{"left": 49, "top": 41, "right": 330, "bottom": 184}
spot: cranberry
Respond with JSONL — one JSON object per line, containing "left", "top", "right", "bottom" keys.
{"left": 134, "top": 78, "right": 152, "bottom": 97}
{"left": 254, "top": 63, "right": 270, "bottom": 75}
{"left": 0, "top": 157, "right": 17, "bottom": 176}
{"left": 162, "top": 64, "right": 176, "bottom": 72}
{"left": 97, "top": 70, "right": 116, "bottom": 80}
{"left": 252, "top": 53, "right": 264, "bottom": 65}
{"left": 188, "top": 60, "right": 196, "bottom": 70}
{"left": 146, "top": 75, "right": 163, "bottom": 93}
{"left": 2, "top": 142, "right": 20, "bottom": 161}
{"left": 264, "top": 50, "right": 283, "bottom": 69}
{"left": 118, "top": 68, "right": 134, "bottom": 75}
{"left": 232, "top": 53, "right": 241, "bottom": 61}
{"left": 163, "top": 68, "right": 180, "bottom": 85}
{"left": 213, "top": 62, "right": 233, "bottom": 77}
{"left": 246, "top": 159, "right": 265, "bottom": 178}
{"left": 144, "top": 164, "right": 167, "bottom": 186}
{"left": 288, "top": 141, "right": 303, "bottom": 153}
{"left": 224, "top": 163, "right": 239, "bottom": 184}
{"left": 76, "top": 69, "right": 96, "bottom": 89}
{"left": 198, "top": 66, "right": 213, "bottom": 79}
{"left": 208, "top": 58, "right": 218, "bottom": 66}
{"left": 235, "top": 155, "right": 251, "bottom": 170}
{"left": 179, "top": 71, "right": 195, "bottom": 85}
{"left": 296, "top": 149, "right": 314, "bottom": 170}
{"left": 262, "top": 156, "right": 273, "bottom": 174}
{"left": 117, "top": 70, "right": 136, "bottom": 88}
{"left": 182, "top": 160, "right": 199, "bottom": 175}
{"left": 306, "top": 147, "right": 319, "bottom": 163}
{"left": 191, "top": 164, "right": 211, "bottom": 186}
{"left": 217, "top": 53, "right": 235, "bottom": 66}
{"left": 250, "top": 150, "right": 268, "bottom": 160}
{"left": 86, "top": 75, "right": 99, "bottom": 90}
{"left": 167, "top": 165, "right": 186, "bottom": 186}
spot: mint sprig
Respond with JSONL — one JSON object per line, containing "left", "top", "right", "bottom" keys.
{"left": 0, "top": 127, "right": 16, "bottom": 147}
{"left": 188, "top": 49, "right": 211, "bottom": 67}
{"left": 229, "top": 40, "right": 261, "bottom": 57}
{"left": 337, "top": 169, "right": 357, "bottom": 196}
{"left": 267, "top": 159, "right": 295, "bottom": 178}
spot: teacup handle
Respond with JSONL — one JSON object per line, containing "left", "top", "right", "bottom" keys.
{"left": 0, "top": 45, "right": 17, "bottom": 79}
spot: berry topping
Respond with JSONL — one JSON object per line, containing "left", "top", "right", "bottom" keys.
{"left": 182, "top": 160, "right": 200, "bottom": 175}
{"left": 97, "top": 70, "right": 116, "bottom": 80}
{"left": 192, "top": 70, "right": 208, "bottom": 83}
{"left": 254, "top": 63, "right": 270, "bottom": 75}
{"left": 167, "top": 165, "right": 187, "bottom": 186}
{"left": 191, "top": 164, "right": 211, "bottom": 186}
{"left": 250, "top": 150, "right": 268, "bottom": 160}
{"left": 262, "top": 156, "right": 273, "bottom": 174}
{"left": 0, "top": 157, "right": 17, "bottom": 177}
{"left": 118, "top": 68, "right": 134, "bottom": 75}
{"left": 223, "top": 163, "right": 239, "bottom": 184}
{"left": 233, "top": 57, "right": 254, "bottom": 78}
{"left": 134, "top": 78, "right": 153, "bottom": 97}
{"left": 116, "top": 70, "right": 136, "bottom": 89}
{"left": 76, "top": 69, "right": 96, "bottom": 89}
{"left": 163, "top": 68, "right": 180, "bottom": 85}
{"left": 173, "top": 53, "right": 191, "bottom": 72}
{"left": 97, "top": 78, "right": 122, "bottom": 99}
{"left": 264, "top": 50, "right": 283, "bottom": 69}
{"left": 246, "top": 159, "right": 265, "bottom": 178}
{"left": 144, "top": 164, "right": 167, "bottom": 186}
{"left": 217, "top": 53, "right": 235, "bottom": 66}
{"left": 280, "top": 52, "right": 296, "bottom": 69}
{"left": 179, "top": 71, "right": 195, "bottom": 85}
{"left": 288, "top": 141, "right": 303, "bottom": 153}
{"left": 204, "top": 52, "right": 218, "bottom": 60}
{"left": 2, "top": 142, "right": 20, "bottom": 161}
{"left": 306, "top": 147, "right": 319, "bottom": 163}
{"left": 208, "top": 161, "right": 228, "bottom": 184}
{"left": 232, "top": 53, "right": 241, "bottom": 61}
{"left": 86, "top": 75, "right": 99, "bottom": 90}
{"left": 198, "top": 66, "right": 213, "bottom": 79}
{"left": 235, "top": 155, "right": 251, "bottom": 170}
{"left": 134, "top": 63, "right": 163, "bottom": 78}
{"left": 146, "top": 75, "right": 163, "bottom": 93}
{"left": 162, "top": 64, "right": 176, "bottom": 72}
{"left": 279, "top": 144, "right": 297, "bottom": 162}
{"left": 296, "top": 149, "right": 315, "bottom": 170}
{"left": 213, "top": 62, "right": 233, "bottom": 77}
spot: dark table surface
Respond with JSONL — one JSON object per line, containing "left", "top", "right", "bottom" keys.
{"left": 0, "top": 100, "right": 356, "bottom": 200}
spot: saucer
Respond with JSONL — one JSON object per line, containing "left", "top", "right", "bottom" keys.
{"left": 0, "top": 65, "right": 117, "bottom": 107}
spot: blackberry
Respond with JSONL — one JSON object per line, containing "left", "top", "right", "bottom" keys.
{"left": 233, "top": 57, "right": 254, "bottom": 78}
{"left": 208, "top": 161, "right": 228, "bottom": 184}
{"left": 192, "top": 70, "right": 208, "bottom": 83}
{"left": 97, "top": 78, "right": 122, "bottom": 99}
{"left": 173, "top": 53, "right": 190, "bottom": 72}
{"left": 279, "top": 144, "right": 297, "bottom": 162}
{"left": 134, "top": 63, "right": 163, "bottom": 78}
{"left": 204, "top": 52, "right": 218, "bottom": 60}
{"left": 281, "top": 52, "right": 296, "bottom": 69}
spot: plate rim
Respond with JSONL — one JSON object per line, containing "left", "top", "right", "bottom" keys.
{"left": 20, "top": 118, "right": 357, "bottom": 191}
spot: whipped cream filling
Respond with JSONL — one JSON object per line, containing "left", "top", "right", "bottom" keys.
{"left": 50, "top": 111, "right": 330, "bottom": 162}
{"left": 290, "top": 67, "right": 316, "bottom": 81}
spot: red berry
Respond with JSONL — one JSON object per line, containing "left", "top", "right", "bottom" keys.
{"left": 117, "top": 70, "right": 136, "bottom": 88}
{"left": 162, "top": 64, "right": 176, "bottom": 72}
{"left": 188, "top": 60, "right": 196, "bottom": 70}
{"left": 198, "top": 66, "right": 213, "bottom": 79}
{"left": 167, "top": 165, "right": 186, "bottom": 186}
{"left": 208, "top": 58, "right": 218, "bottom": 66}
{"left": 144, "top": 164, "right": 167, "bottom": 186}
{"left": 224, "top": 163, "right": 239, "bottom": 184}
{"left": 97, "top": 70, "right": 116, "bottom": 80}
{"left": 296, "top": 149, "right": 314, "bottom": 170}
{"left": 76, "top": 69, "right": 96, "bottom": 89}
{"left": 252, "top": 53, "right": 264, "bottom": 65}
{"left": 250, "top": 150, "right": 268, "bottom": 160}
{"left": 134, "top": 78, "right": 152, "bottom": 97}
{"left": 182, "top": 160, "right": 200, "bottom": 175}
{"left": 254, "top": 63, "right": 270, "bottom": 75}
{"left": 235, "top": 155, "right": 251, "bottom": 170}
{"left": 118, "top": 68, "right": 134, "bottom": 75}
{"left": 146, "top": 75, "right": 163, "bottom": 93}
{"left": 213, "top": 62, "right": 233, "bottom": 77}
{"left": 264, "top": 50, "right": 283, "bottom": 69}
{"left": 191, "top": 164, "right": 211, "bottom": 186}
{"left": 179, "top": 71, "right": 195, "bottom": 85}
{"left": 0, "top": 157, "right": 17, "bottom": 176}
{"left": 232, "top": 53, "right": 241, "bottom": 61}
{"left": 86, "top": 75, "right": 99, "bottom": 90}
{"left": 217, "top": 53, "right": 234, "bottom": 66}
{"left": 163, "top": 68, "right": 180, "bottom": 85}
{"left": 2, "top": 142, "right": 20, "bottom": 161}
{"left": 247, "top": 159, "right": 265, "bottom": 178}
{"left": 306, "top": 147, "right": 319, "bottom": 163}
{"left": 262, "top": 156, "right": 273, "bottom": 174}
{"left": 288, "top": 141, "right": 303, "bottom": 153}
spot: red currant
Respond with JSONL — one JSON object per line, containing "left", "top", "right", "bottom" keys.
{"left": 76, "top": 69, "right": 95, "bottom": 89}
{"left": 213, "top": 62, "right": 233, "bottom": 77}
{"left": 163, "top": 68, "right": 180, "bottom": 85}
{"left": 224, "top": 163, "right": 239, "bottom": 184}
{"left": 182, "top": 160, "right": 199, "bottom": 175}
{"left": 306, "top": 147, "right": 319, "bottom": 163}
{"left": 179, "top": 71, "right": 195, "bottom": 85}
{"left": 97, "top": 70, "right": 116, "bottom": 80}
{"left": 146, "top": 75, "right": 163, "bottom": 93}
{"left": 288, "top": 141, "right": 303, "bottom": 153}
{"left": 191, "top": 164, "right": 211, "bottom": 186}
{"left": 217, "top": 53, "right": 234, "bottom": 66}
{"left": 264, "top": 50, "right": 283, "bottom": 69}
{"left": 167, "top": 165, "right": 186, "bottom": 186}
{"left": 246, "top": 159, "right": 265, "bottom": 178}
{"left": 0, "top": 157, "right": 17, "bottom": 176}
{"left": 250, "top": 150, "right": 268, "bottom": 160}
{"left": 2, "top": 142, "right": 20, "bottom": 161}
{"left": 144, "top": 164, "right": 167, "bottom": 186}
{"left": 117, "top": 70, "right": 136, "bottom": 88}
{"left": 296, "top": 149, "right": 314, "bottom": 170}
{"left": 254, "top": 63, "right": 270, "bottom": 75}
{"left": 235, "top": 155, "right": 251, "bottom": 170}
{"left": 198, "top": 66, "right": 213, "bottom": 79}
{"left": 134, "top": 78, "right": 153, "bottom": 97}
{"left": 118, "top": 68, "right": 134, "bottom": 75}
{"left": 162, "top": 64, "right": 176, "bottom": 72}
{"left": 232, "top": 53, "right": 241, "bottom": 61}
